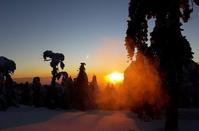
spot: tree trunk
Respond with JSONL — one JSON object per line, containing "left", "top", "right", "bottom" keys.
{"left": 165, "top": 86, "right": 178, "bottom": 131}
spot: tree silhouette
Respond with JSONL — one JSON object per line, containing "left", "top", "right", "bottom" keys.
{"left": 89, "top": 75, "right": 98, "bottom": 108}
{"left": 58, "top": 71, "right": 72, "bottom": 108}
{"left": 0, "top": 56, "right": 16, "bottom": 108}
{"left": 77, "top": 63, "right": 88, "bottom": 87}
{"left": 75, "top": 63, "right": 89, "bottom": 110}
{"left": 32, "top": 77, "right": 41, "bottom": 107}
{"left": 43, "top": 50, "right": 65, "bottom": 87}
{"left": 90, "top": 75, "right": 98, "bottom": 90}
{"left": 0, "top": 56, "right": 16, "bottom": 85}
{"left": 125, "top": 0, "right": 198, "bottom": 130}
{"left": 43, "top": 50, "right": 65, "bottom": 108}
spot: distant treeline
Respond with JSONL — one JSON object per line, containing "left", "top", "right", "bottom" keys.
{"left": 0, "top": 63, "right": 99, "bottom": 111}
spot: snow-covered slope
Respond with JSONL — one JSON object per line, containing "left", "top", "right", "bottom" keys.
{"left": 0, "top": 106, "right": 199, "bottom": 131}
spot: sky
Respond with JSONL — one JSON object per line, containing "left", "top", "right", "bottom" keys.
{"left": 0, "top": 0, "right": 199, "bottom": 84}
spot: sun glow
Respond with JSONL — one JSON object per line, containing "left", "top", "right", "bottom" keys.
{"left": 106, "top": 72, "right": 124, "bottom": 84}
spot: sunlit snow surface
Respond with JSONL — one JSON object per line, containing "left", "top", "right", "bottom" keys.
{"left": 0, "top": 106, "right": 199, "bottom": 131}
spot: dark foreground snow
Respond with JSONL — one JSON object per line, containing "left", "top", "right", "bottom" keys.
{"left": 0, "top": 106, "right": 199, "bottom": 131}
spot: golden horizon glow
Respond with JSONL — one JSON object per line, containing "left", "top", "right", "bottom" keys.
{"left": 106, "top": 72, "right": 124, "bottom": 84}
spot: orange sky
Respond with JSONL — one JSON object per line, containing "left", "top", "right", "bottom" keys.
{"left": 13, "top": 37, "right": 129, "bottom": 86}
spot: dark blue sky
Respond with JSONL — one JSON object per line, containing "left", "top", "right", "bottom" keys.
{"left": 0, "top": 0, "right": 198, "bottom": 78}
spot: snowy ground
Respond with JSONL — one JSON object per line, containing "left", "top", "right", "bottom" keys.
{"left": 0, "top": 106, "right": 199, "bottom": 131}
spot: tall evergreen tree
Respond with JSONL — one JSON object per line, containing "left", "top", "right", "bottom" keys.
{"left": 90, "top": 75, "right": 98, "bottom": 89}
{"left": 76, "top": 63, "right": 89, "bottom": 110}
{"left": 77, "top": 63, "right": 88, "bottom": 87}
{"left": 125, "top": 0, "right": 198, "bottom": 130}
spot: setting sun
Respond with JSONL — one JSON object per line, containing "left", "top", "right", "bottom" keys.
{"left": 106, "top": 72, "right": 124, "bottom": 84}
